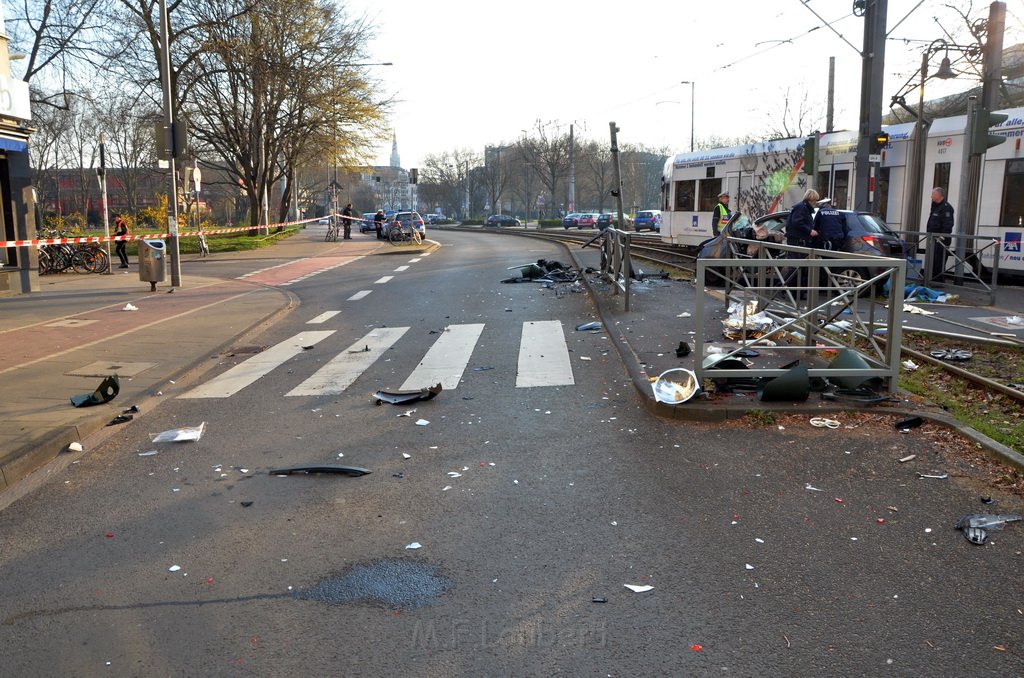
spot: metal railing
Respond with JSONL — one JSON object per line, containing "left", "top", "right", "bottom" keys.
{"left": 583, "top": 228, "right": 633, "bottom": 311}
{"left": 695, "top": 238, "right": 906, "bottom": 392}
{"left": 895, "top": 231, "right": 1000, "bottom": 305}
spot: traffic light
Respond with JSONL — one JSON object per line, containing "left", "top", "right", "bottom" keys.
{"left": 803, "top": 134, "right": 818, "bottom": 176}
{"left": 409, "top": 168, "right": 418, "bottom": 184}
{"left": 970, "top": 108, "right": 1008, "bottom": 156}
{"left": 870, "top": 131, "right": 889, "bottom": 155}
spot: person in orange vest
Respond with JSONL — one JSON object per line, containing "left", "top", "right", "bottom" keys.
{"left": 113, "top": 214, "right": 130, "bottom": 268}
{"left": 712, "top": 192, "right": 731, "bottom": 236}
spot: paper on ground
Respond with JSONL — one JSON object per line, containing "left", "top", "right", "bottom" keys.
{"left": 624, "top": 584, "right": 654, "bottom": 593}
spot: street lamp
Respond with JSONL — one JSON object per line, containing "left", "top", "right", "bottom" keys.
{"left": 680, "top": 80, "right": 696, "bottom": 152}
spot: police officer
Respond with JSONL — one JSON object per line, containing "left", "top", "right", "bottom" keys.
{"left": 711, "top": 192, "right": 731, "bottom": 236}
{"left": 374, "top": 209, "right": 385, "bottom": 239}
{"left": 342, "top": 203, "right": 354, "bottom": 239}
{"left": 925, "top": 187, "right": 954, "bottom": 281}
{"left": 785, "top": 189, "right": 819, "bottom": 250}
{"left": 812, "top": 198, "right": 848, "bottom": 251}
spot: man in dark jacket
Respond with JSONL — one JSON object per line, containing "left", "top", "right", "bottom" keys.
{"left": 925, "top": 187, "right": 954, "bottom": 281}
{"left": 786, "top": 189, "right": 819, "bottom": 249}
{"left": 374, "top": 210, "right": 385, "bottom": 239}
{"left": 812, "top": 199, "right": 848, "bottom": 251}
{"left": 342, "top": 203, "right": 354, "bottom": 239}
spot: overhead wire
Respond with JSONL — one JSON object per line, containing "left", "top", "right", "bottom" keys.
{"left": 715, "top": 6, "right": 856, "bottom": 71}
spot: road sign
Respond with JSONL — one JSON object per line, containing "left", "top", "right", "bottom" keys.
{"left": 193, "top": 166, "right": 202, "bottom": 193}
{"left": 868, "top": 153, "right": 881, "bottom": 163}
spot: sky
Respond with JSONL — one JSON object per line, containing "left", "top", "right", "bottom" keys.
{"left": 344, "top": 0, "right": 1024, "bottom": 168}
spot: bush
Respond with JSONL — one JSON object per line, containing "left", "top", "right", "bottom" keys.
{"left": 461, "top": 219, "right": 484, "bottom": 226}
{"left": 538, "top": 219, "right": 563, "bottom": 228}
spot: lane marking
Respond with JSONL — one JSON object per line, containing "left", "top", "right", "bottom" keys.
{"left": 394, "top": 265, "right": 410, "bottom": 272}
{"left": 400, "top": 323, "right": 485, "bottom": 391}
{"left": 374, "top": 276, "right": 393, "bottom": 284}
{"left": 287, "top": 327, "right": 409, "bottom": 396}
{"left": 347, "top": 290, "right": 372, "bottom": 301}
{"left": 419, "top": 252, "right": 432, "bottom": 257}
{"left": 180, "top": 331, "right": 335, "bottom": 399}
{"left": 516, "top": 321, "right": 575, "bottom": 388}
{"left": 307, "top": 311, "right": 341, "bottom": 324}
{"left": 408, "top": 258, "right": 422, "bottom": 263}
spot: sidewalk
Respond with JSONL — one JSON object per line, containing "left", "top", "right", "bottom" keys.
{"left": 0, "top": 229, "right": 403, "bottom": 495}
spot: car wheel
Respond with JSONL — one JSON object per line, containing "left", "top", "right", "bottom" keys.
{"left": 833, "top": 267, "right": 869, "bottom": 289}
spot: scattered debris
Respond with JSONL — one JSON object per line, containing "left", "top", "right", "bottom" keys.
{"left": 652, "top": 368, "right": 700, "bottom": 404}
{"left": 916, "top": 471, "right": 948, "bottom": 480}
{"left": 402, "top": 453, "right": 412, "bottom": 459}
{"left": 151, "top": 422, "right": 206, "bottom": 443}
{"left": 956, "top": 513, "right": 1022, "bottom": 545}
{"left": 901, "top": 359, "right": 919, "bottom": 371}
{"left": 348, "top": 345, "right": 371, "bottom": 353}
{"left": 240, "top": 501, "right": 253, "bottom": 507}
{"left": 809, "top": 417, "right": 840, "bottom": 429}
{"left": 981, "top": 496, "right": 995, "bottom": 505}
{"left": 804, "top": 483, "right": 823, "bottom": 492}
{"left": 301, "top": 345, "right": 315, "bottom": 350}
{"left": 898, "top": 454, "right": 917, "bottom": 463}
{"left": 676, "top": 311, "right": 692, "bottom": 318}
{"left": 415, "top": 419, "right": 430, "bottom": 426}
{"left": 68, "top": 442, "right": 84, "bottom": 453}
{"left": 575, "top": 321, "right": 603, "bottom": 332}
{"left": 930, "top": 348, "right": 973, "bottom": 362}
{"left": 591, "top": 597, "right": 608, "bottom": 603}
{"left": 137, "top": 450, "right": 159, "bottom": 457}
{"left": 472, "top": 366, "right": 494, "bottom": 372}
{"left": 759, "top": 362, "right": 809, "bottom": 402}
{"left": 70, "top": 374, "right": 120, "bottom": 408}
{"left": 123, "top": 405, "right": 140, "bottom": 414}
{"left": 168, "top": 565, "right": 182, "bottom": 572}
{"left": 894, "top": 416, "right": 923, "bottom": 430}
{"left": 503, "top": 259, "right": 580, "bottom": 284}
{"left": 269, "top": 465, "right": 371, "bottom": 477}
{"left": 623, "top": 584, "right": 654, "bottom": 593}
{"left": 123, "top": 303, "right": 138, "bottom": 311}
{"left": 374, "top": 383, "right": 443, "bottom": 406}
{"left": 397, "top": 409, "right": 416, "bottom": 417}
{"left": 405, "top": 542, "right": 422, "bottom": 550}
{"left": 675, "top": 341, "right": 691, "bottom": 358}
{"left": 107, "top": 414, "right": 134, "bottom": 426}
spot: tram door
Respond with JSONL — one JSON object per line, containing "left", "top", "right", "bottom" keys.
{"left": 815, "top": 164, "right": 853, "bottom": 209}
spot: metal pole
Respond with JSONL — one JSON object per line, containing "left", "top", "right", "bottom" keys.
{"left": 853, "top": 0, "right": 887, "bottom": 213}
{"left": 826, "top": 57, "right": 835, "bottom": 133}
{"left": 98, "top": 133, "right": 112, "bottom": 273}
{"left": 955, "top": 96, "right": 977, "bottom": 284}
{"left": 567, "top": 124, "right": 575, "bottom": 213}
{"left": 690, "top": 82, "right": 695, "bottom": 152}
{"left": 158, "top": 0, "right": 181, "bottom": 286}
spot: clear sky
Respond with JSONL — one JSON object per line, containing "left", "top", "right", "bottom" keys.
{"left": 342, "top": 0, "right": 1023, "bottom": 168}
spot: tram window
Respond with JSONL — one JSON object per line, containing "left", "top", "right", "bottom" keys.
{"left": 674, "top": 180, "right": 695, "bottom": 211}
{"left": 999, "top": 159, "right": 1024, "bottom": 227}
{"left": 932, "top": 162, "right": 951, "bottom": 196}
{"left": 817, "top": 171, "right": 830, "bottom": 196}
{"left": 833, "top": 169, "right": 850, "bottom": 210}
{"left": 698, "top": 178, "right": 722, "bottom": 211}
{"left": 875, "top": 166, "right": 890, "bottom": 218}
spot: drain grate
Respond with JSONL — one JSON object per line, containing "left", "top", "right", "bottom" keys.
{"left": 294, "top": 559, "right": 452, "bottom": 608}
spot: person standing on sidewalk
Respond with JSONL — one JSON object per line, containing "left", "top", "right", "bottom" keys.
{"left": 374, "top": 210, "right": 385, "bottom": 240}
{"left": 113, "top": 214, "right": 130, "bottom": 269}
{"left": 342, "top": 203, "right": 354, "bottom": 239}
{"left": 925, "top": 187, "right": 954, "bottom": 281}
{"left": 711, "top": 192, "right": 731, "bottom": 236}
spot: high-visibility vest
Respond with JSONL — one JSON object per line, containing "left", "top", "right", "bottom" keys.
{"left": 715, "top": 202, "right": 731, "bottom": 230}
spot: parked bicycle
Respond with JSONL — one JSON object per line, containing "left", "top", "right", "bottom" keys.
{"left": 197, "top": 226, "right": 210, "bottom": 257}
{"left": 325, "top": 217, "right": 340, "bottom": 242}
{"left": 387, "top": 213, "right": 424, "bottom": 246}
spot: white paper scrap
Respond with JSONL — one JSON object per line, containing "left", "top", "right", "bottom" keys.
{"left": 405, "top": 542, "right": 422, "bottom": 550}
{"left": 447, "top": 472, "right": 462, "bottom": 478}
{"left": 168, "top": 565, "right": 181, "bottom": 572}
{"left": 68, "top": 442, "right": 84, "bottom": 453}
{"left": 402, "top": 453, "right": 411, "bottom": 459}
{"left": 624, "top": 584, "right": 654, "bottom": 593}
{"left": 415, "top": 419, "right": 430, "bottom": 426}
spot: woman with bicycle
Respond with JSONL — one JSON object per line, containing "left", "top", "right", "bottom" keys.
{"left": 114, "top": 214, "right": 130, "bottom": 269}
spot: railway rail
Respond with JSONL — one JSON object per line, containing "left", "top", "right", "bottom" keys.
{"left": 450, "top": 225, "right": 1024, "bottom": 411}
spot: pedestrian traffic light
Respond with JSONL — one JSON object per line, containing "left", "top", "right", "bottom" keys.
{"left": 409, "top": 168, "right": 418, "bottom": 184}
{"left": 970, "top": 108, "right": 1008, "bottom": 156}
{"left": 870, "top": 131, "right": 889, "bottom": 155}
{"left": 803, "top": 134, "right": 818, "bottom": 176}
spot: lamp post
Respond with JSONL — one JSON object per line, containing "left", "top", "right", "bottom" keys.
{"left": 680, "top": 80, "right": 696, "bottom": 152}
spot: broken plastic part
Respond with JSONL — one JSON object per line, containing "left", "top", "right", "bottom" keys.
{"left": 759, "top": 362, "right": 809, "bottom": 402}
{"left": 955, "top": 513, "right": 1021, "bottom": 531}
{"left": 651, "top": 368, "right": 700, "bottom": 404}
{"left": 107, "top": 414, "right": 134, "bottom": 426}
{"left": 821, "top": 386, "right": 889, "bottom": 404}
{"left": 575, "top": 321, "right": 602, "bottom": 331}
{"left": 70, "top": 374, "right": 120, "bottom": 408}
{"left": 675, "top": 341, "right": 691, "bottom": 358}
{"left": 929, "top": 348, "right": 972, "bottom": 361}
{"left": 151, "top": 422, "right": 206, "bottom": 443}
{"left": 623, "top": 584, "right": 654, "bottom": 593}
{"left": 269, "top": 465, "right": 371, "bottom": 477}
{"left": 894, "top": 416, "right": 923, "bottom": 430}
{"left": 373, "top": 383, "right": 443, "bottom": 406}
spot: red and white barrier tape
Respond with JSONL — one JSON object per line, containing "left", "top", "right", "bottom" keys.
{"left": 0, "top": 215, "right": 356, "bottom": 248}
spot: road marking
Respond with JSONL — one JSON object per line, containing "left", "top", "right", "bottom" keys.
{"left": 400, "top": 324, "right": 485, "bottom": 391}
{"left": 516, "top": 321, "right": 574, "bottom": 388}
{"left": 394, "top": 265, "right": 410, "bottom": 272}
{"left": 181, "top": 331, "right": 335, "bottom": 398}
{"left": 307, "top": 311, "right": 340, "bottom": 324}
{"left": 408, "top": 258, "right": 422, "bottom": 263}
{"left": 375, "top": 276, "right": 393, "bottom": 284}
{"left": 287, "top": 327, "right": 409, "bottom": 396}
{"left": 420, "top": 252, "right": 432, "bottom": 257}
{"left": 347, "top": 290, "right": 372, "bottom": 301}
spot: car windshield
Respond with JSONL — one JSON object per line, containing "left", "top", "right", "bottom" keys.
{"left": 853, "top": 213, "right": 892, "bottom": 234}
{"left": 730, "top": 214, "right": 752, "bottom": 232}
{"left": 638, "top": 211, "right": 653, "bottom": 218}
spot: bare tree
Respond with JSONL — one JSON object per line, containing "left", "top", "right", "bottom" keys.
{"left": 518, "top": 121, "right": 571, "bottom": 214}
{"left": 420, "top": 148, "right": 482, "bottom": 218}
{"left": 765, "top": 88, "right": 824, "bottom": 140}
{"left": 577, "top": 140, "right": 614, "bottom": 212}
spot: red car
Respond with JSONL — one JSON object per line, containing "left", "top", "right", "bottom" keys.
{"left": 575, "top": 213, "right": 598, "bottom": 229}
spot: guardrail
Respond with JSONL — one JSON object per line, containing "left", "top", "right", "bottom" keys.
{"left": 695, "top": 237, "right": 906, "bottom": 392}
{"left": 893, "top": 230, "right": 1000, "bottom": 306}
{"left": 583, "top": 227, "right": 633, "bottom": 311}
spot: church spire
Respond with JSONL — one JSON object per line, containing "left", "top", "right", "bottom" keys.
{"left": 390, "top": 132, "right": 401, "bottom": 168}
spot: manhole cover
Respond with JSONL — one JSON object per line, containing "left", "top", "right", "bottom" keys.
{"left": 294, "top": 560, "right": 452, "bottom": 608}
{"left": 226, "top": 345, "right": 265, "bottom": 356}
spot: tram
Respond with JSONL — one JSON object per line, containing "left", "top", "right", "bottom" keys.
{"left": 660, "top": 107, "right": 1024, "bottom": 272}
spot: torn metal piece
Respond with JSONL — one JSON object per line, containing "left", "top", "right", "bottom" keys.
{"left": 70, "top": 374, "right": 120, "bottom": 407}
{"left": 956, "top": 513, "right": 1021, "bottom": 545}
{"left": 916, "top": 471, "right": 948, "bottom": 479}
{"left": 270, "top": 465, "right": 372, "bottom": 477}
{"left": 373, "top": 383, "right": 443, "bottom": 406}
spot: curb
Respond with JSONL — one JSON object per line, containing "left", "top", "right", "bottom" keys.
{"left": 372, "top": 239, "right": 442, "bottom": 255}
{"left": 0, "top": 282, "right": 298, "bottom": 495}
{"left": 469, "top": 227, "right": 1024, "bottom": 473}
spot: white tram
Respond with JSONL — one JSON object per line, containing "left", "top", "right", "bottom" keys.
{"left": 660, "top": 107, "right": 1024, "bottom": 272}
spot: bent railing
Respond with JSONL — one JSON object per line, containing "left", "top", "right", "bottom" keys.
{"left": 584, "top": 228, "right": 633, "bottom": 311}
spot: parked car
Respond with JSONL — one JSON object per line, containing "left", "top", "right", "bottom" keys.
{"left": 576, "top": 213, "right": 598, "bottom": 229}
{"left": 596, "top": 213, "right": 633, "bottom": 230}
{"left": 425, "top": 214, "right": 450, "bottom": 224}
{"left": 634, "top": 210, "right": 662, "bottom": 232}
{"left": 562, "top": 213, "right": 581, "bottom": 229}
{"left": 383, "top": 211, "right": 426, "bottom": 238}
{"left": 486, "top": 214, "right": 522, "bottom": 227}
{"left": 360, "top": 212, "right": 376, "bottom": 233}
{"left": 697, "top": 210, "right": 908, "bottom": 287}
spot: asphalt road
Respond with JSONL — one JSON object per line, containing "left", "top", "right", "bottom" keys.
{"left": 0, "top": 231, "right": 1021, "bottom": 676}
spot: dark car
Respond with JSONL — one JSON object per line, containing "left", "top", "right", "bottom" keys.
{"left": 697, "top": 210, "right": 908, "bottom": 287}
{"left": 486, "top": 214, "right": 522, "bottom": 227}
{"left": 634, "top": 210, "right": 662, "bottom": 232}
{"left": 596, "top": 213, "right": 615, "bottom": 230}
{"left": 360, "top": 212, "right": 376, "bottom": 233}
{"left": 562, "top": 213, "right": 581, "bottom": 229}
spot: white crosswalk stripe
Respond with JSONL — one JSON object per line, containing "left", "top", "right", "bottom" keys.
{"left": 516, "top": 320, "right": 575, "bottom": 387}
{"left": 400, "top": 323, "right": 485, "bottom": 390}
{"left": 307, "top": 311, "right": 340, "bottom": 324}
{"left": 181, "top": 321, "right": 579, "bottom": 399}
{"left": 348, "top": 290, "right": 372, "bottom": 301}
{"left": 286, "top": 327, "right": 409, "bottom": 396}
{"left": 180, "top": 331, "right": 335, "bottom": 398}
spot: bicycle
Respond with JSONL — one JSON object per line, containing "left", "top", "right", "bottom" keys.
{"left": 197, "top": 227, "right": 210, "bottom": 257}
{"left": 71, "top": 242, "right": 109, "bottom": 273}
{"left": 325, "top": 218, "right": 340, "bottom": 242}
{"left": 388, "top": 220, "right": 422, "bottom": 246}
